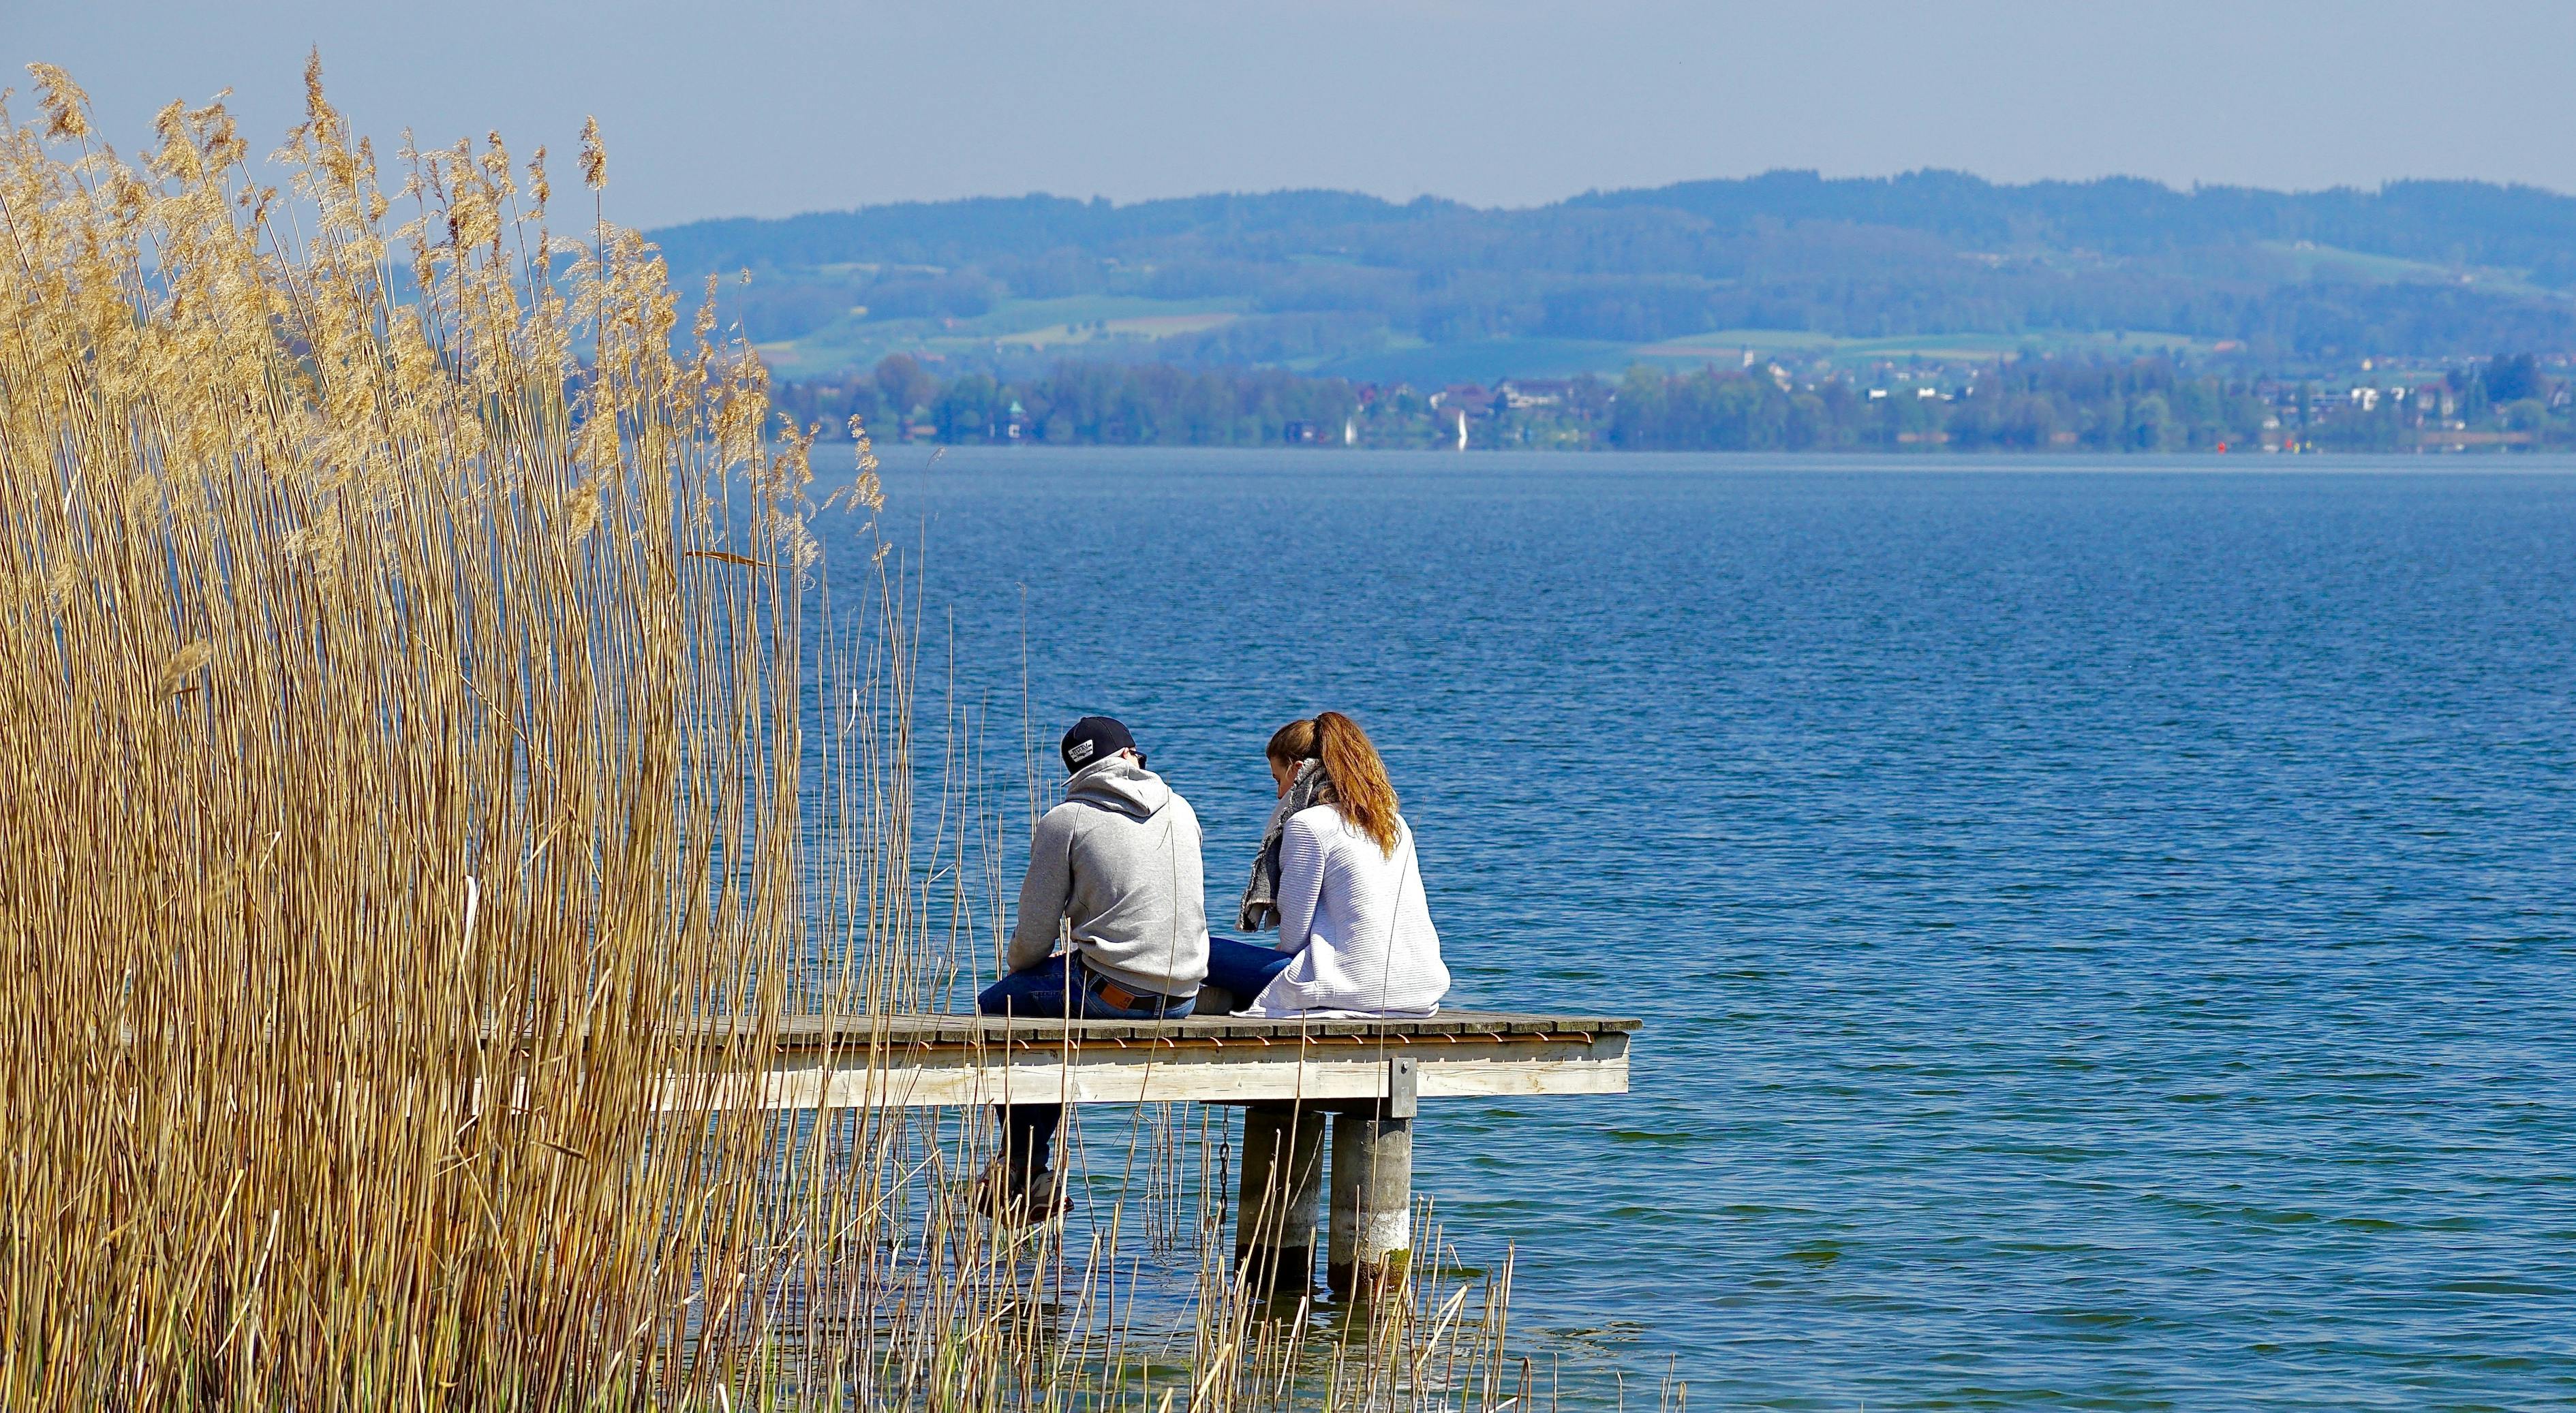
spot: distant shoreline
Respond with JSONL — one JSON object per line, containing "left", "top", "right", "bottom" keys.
{"left": 844, "top": 443, "right": 2576, "bottom": 470}
{"left": 776, "top": 356, "right": 2576, "bottom": 459}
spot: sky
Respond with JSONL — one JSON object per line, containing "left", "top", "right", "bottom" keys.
{"left": 9, "top": 0, "right": 2576, "bottom": 231}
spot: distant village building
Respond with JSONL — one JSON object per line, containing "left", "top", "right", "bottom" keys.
{"left": 1428, "top": 384, "right": 1497, "bottom": 417}
{"left": 1496, "top": 379, "right": 1572, "bottom": 409}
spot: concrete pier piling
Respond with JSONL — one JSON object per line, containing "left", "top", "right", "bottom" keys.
{"left": 1235, "top": 1102, "right": 1326, "bottom": 1293}
{"left": 1327, "top": 1060, "right": 1417, "bottom": 1298}
{"left": 1327, "top": 1112, "right": 1413, "bottom": 1297}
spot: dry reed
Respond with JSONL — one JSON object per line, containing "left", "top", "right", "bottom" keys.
{"left": 0, "top": 64, "right": 1532, "bottom": 1410}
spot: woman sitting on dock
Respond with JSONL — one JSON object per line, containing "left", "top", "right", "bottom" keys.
{"left": 1203, "top": 712, "right": 1450, "bottom": 1017}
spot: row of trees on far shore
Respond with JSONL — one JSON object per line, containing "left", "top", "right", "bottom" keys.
{"left": 771, "top": 353, "right": 2576, "bottom": 453}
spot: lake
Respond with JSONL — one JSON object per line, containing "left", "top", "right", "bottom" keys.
{"left": 827, "top": 448, "right": 2576, "bottom": 1410}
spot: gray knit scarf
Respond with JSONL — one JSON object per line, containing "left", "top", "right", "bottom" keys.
{"left": 1238, "top": 759, "right": 1334, "bottom": 931}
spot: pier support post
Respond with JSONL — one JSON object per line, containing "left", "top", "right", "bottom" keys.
{"left": 1327, "top": 1111, "right": 1413, "bottom": 1299}
{"left": 1234, "top": 1102, "right": 1325, "bottom": 1294}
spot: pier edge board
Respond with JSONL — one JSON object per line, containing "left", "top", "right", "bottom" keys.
{"left": 694, "top": 1027, "right": 1630, "bottom": 1111}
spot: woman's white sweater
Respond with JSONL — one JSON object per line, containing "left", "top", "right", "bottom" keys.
{"left": 1244, "top": 805, "right": 1450, "bottom": 1018}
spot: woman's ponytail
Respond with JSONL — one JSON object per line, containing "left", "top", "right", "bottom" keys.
{"left": 1313, "top": 711, "right": 1400, "bottom": 855}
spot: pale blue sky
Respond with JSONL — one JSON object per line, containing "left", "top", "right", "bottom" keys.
{"left": 9, "top": 0, "right": 2576, "bottom": 229}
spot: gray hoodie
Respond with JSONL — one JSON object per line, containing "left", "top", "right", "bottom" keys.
{"left": 1009, "top": 755, "right": 1210, "bottom": 997}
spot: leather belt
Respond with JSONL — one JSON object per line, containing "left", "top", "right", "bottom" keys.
{"left": 1082, "top": 963, "right": 1190, "bottom": 1013}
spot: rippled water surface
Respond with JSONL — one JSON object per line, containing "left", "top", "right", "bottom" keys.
{"left": 833, "top": 450, "right": 2576, "bottom": 1410}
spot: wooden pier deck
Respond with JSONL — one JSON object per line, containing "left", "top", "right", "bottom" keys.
{"left": 733, "top": 1011, "right": 1636, "bottom": 1111}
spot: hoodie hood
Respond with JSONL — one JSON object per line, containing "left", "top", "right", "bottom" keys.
{"left": 1065, "top": 754, "right": 1171, "bottom": 821}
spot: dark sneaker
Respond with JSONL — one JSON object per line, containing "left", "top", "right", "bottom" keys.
{"left": 1019, "top": 1175, "right": 1067, "bottom": 1225}
{"left": 969, "top": 1159, "right": 1065, "bottom": 1226}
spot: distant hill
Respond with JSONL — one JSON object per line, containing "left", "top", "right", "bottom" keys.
{"left": 646, "top": 171, "right": 2576, "bottom": 382}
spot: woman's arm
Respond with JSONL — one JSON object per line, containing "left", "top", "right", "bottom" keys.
{"left": 1274, "top": 813, "right": 1330, "bottom": 954}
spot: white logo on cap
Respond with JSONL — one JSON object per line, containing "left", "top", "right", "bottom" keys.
{"left": 1067, "top": 739, "right": 1096, "bottom": 764}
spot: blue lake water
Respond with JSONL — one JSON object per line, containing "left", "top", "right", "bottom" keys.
{"left": 831, "top": 448, "right": 2576, "bottom": 1410}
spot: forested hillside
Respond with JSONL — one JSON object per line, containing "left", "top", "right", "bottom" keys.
{"left": 651, "top": 171, "right": 2576, "bottom": 384}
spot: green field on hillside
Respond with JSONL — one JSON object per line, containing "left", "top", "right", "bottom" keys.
{"left": 752, "top": 294, "right": 1249, "bottom": 378}
{"left": 1634, "top": 328, "right": 2215, "bottom": 367}
{"left": 761, "top": 311, "right": 2229, "bottom": 384}
{"left": 1304, "top": 328, "right": 2222, "bottom": 387}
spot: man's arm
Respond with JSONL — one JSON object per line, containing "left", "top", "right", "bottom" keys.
{"left": 1007, "top": 807, "right": 1073, "bottom": 973}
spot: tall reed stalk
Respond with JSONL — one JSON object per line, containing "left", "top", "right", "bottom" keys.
{"left": 0, "top": 64, "right": 1533, "bottom": 1410}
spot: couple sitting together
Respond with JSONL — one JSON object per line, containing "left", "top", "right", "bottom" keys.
{"left": 975, "top": 710, "right": 1449, "bottom": 1214}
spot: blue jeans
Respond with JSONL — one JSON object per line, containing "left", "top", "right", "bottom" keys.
{"left": 1204, "top": 935, "right": 1295, "bottom": 1004}
{"left": 976, "top": 954, "right": 1195, "bottom": 1189}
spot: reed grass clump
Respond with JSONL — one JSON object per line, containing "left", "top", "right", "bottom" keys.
{"left": 0, "top": 64, "right": 1531, "bottom": 1410}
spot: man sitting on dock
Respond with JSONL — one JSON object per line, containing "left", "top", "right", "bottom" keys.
{"left": 975, "top": 715, "right": 1210, "bottom": 1219}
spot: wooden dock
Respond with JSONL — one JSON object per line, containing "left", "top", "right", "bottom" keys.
{"left": 722, "top": 1011, "right": 1639, "bottom": 1297}
{"left": 734, "top": 1011, "right": 1636, "bottom": 1110}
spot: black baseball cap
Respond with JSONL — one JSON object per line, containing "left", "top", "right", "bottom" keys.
{"left": 1060, "top": 715, "right": 1137, "bottom": 773}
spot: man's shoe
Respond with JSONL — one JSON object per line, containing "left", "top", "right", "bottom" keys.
{"left": 968, "top": 1159, "right": 1065, "bottom": 1226}
{"left": 1019, "top": 1174, "right": 1067, "bottom": 1225}
{"left": 968, "top": 1158, "right": 1011, "bottom": 1215}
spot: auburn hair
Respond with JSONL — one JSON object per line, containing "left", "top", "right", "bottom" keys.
{"left": 1266, "top": 718, "right": 1319, "bottom": 765}
{"left": 1313, "top": 711, "right": 1399, "bottom": 854}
